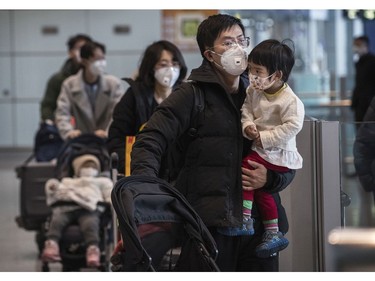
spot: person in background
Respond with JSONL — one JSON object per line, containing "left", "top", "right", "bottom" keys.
{"left": 107, "top": 40, "right": 188, "bottom": 175}
{"left": 40, "top": 34, "right": 92, "bottom": 124}
{"left": 353, "top": 94, "right": 375, "bottom": 200}
{"left": 55, "top": 41, "right": 124, "bottom": 141}
{"left": 127, "top": 14, "right": 295, "bottom": 271}
{"left": 351, "top": 35, "right": 375, "bottom": 130}
{"left": 218, "top": 39, "right": 304, "bottom": 259}
{"left": 41, "top": 154, "right": 113, "bottom": 268}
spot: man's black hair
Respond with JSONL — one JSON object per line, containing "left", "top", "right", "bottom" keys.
{"left": 67, "top": 34, "right": 92, "bottom": 51}
{"left": 354, "top": 35, "right": 370, "bottom": 47}
{"left": 196, "top": 14, "right": 245, "bottom": 59}
{"left": 80, "top": 41, "right": 106, "bottom": 60}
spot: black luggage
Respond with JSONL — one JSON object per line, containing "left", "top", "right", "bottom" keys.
{"left": 15, "top": 156, "right": 55, "bottom": 231}
{"left": 110, "top": 175, "right": 220, "bottom": 272}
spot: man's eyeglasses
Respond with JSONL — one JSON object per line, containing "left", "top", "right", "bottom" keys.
{"left": 214, "top": 37, "right": 251, "bottom": 50}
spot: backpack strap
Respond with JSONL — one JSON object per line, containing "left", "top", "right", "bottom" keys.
{"left": 186, "top": 80, "right": 205, "bottom": 137}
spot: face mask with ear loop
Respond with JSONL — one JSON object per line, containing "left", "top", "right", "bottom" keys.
{"left": 210, "top": 45, "right": 248, "bottom": 76}
{"left": 249, "top": 72, "right": 276, "bottom": 91}
{"left": 90, "top": 59, "right": 107, "bottom": 76}
{"left": 79, "top": 167, "right": 99, "bottom": 178}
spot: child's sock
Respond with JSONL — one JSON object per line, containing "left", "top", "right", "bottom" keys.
{"left": 243, "top": 199, "right": 252, "bottom": 217}
{"left": 263, "top": 218, "right": 279, "bottom": 233}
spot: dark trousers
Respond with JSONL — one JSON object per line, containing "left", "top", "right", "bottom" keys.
{"left": 47, "top": 207, "right": 100, "bottom": 246}
{"left": 209, "top": 227, "right": 279, "bottom": 272}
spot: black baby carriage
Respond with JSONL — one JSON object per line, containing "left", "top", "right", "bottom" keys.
{"left": 110, "top": 175, "right": 220, "bottom": 272}
{"left": 39, "top": 134, "right": 114, "bottom": 272}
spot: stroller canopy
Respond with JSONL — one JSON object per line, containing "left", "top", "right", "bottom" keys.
{"left": 111, "top": 175, "right": 219, "bottom": 272}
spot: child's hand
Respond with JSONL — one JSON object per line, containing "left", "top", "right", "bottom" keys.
{"left": 245, "top": 125, "right": 259, "bottom": 139}
{"left": 66, "top": 129, "right": 82, "bottom": 139}
{"left": 45, "top": 178, "right": 60, "bottom": 192}
{"left": 95, "top": 129, "right": 108, "bottom": 138}
{"left": 254, "top": 136, "right": 263, "bottom": 148}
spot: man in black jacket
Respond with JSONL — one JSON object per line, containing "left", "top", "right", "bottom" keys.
{"left": 130, "top": 14, "right": 295, "bottom": 271}
{"left": 351, "top": 35, "right": 375, "bottom": 130}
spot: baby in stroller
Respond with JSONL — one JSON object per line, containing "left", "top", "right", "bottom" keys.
{"left": 41, "top": 154, "right": 113, "bottom": 268}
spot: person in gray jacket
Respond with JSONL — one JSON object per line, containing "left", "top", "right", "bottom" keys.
{"left": 128, "top": 14, "right": 295, "bottom": 271}
{"left": 55, "top": 41, "right": 124, "bottom": 140}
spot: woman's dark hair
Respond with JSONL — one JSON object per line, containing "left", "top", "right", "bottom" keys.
{"left": 136, "top": 40, "right": 188, "bottom": 89}
{"left": 249, "top": 39, "right": 295, "bottom": 82}
{"left": 196, "top": 14, "right": 245, "bottom": 59}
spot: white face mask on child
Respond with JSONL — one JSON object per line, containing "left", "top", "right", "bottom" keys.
{"left": 249, "top": 72, "right": 276, "bottom": 91}
{"left": 79, "top": 167, "right": 99, "bottom": 177}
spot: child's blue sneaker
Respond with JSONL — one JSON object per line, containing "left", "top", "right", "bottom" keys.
{"left": 217, "top": 215, "right": 254, "bottom": 236}
{"left": 255, "top": 230, "right": 289, "bottom": 258}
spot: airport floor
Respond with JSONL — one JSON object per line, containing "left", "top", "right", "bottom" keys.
{"left": 0, "top": 149, "right": 49, "bottom": 272}
{"left": 0, "top": 149, "right": 73, "bottom": 272}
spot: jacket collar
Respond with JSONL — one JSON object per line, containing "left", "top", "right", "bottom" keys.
{"left": 70, "top": 70, "right": 112, "bottom": 121}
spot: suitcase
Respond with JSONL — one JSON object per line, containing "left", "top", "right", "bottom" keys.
{"left": 15, "top": 155, "right": 55, "bottom": 231}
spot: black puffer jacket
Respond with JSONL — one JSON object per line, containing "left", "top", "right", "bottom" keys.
{"left": 131, "top": 60, "right": 295, "bottom": 230}
{"left": 353, "top": 97, "right": 375, "bottom": 201}
{"left": 351, "top": 53, "right": 375, "bottom": 123}
{"left": 107, "top": 78, "right": 158, "bottom": 174}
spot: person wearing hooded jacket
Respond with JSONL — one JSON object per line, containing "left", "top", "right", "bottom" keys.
{"left": 128, "top": 14, "right": 295, "bottom": 272}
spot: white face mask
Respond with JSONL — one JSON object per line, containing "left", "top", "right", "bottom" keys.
{"left": 90, "top": 59, "right": 107, "bottom": 76}
{"left": 154, "top": 66, "right": 180, "bottom": 88}
{"left": 79, "top": 167, "right": 99, "bottom": 178}
{"left": 353, "top": 45, "right": 367, "bottom": 57}
{"left": 211, "top": 46, "right": 248, "bottom": 76}
{"left": 249, "top": 72, "right": 276, "bottom": 91}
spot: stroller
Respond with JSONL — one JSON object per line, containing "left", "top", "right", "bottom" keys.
{"left": 110, "top": 175, "right": 220, "bottom": 272}
{"left": 39, "top": 134, "right": 115, "bottom": 271}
